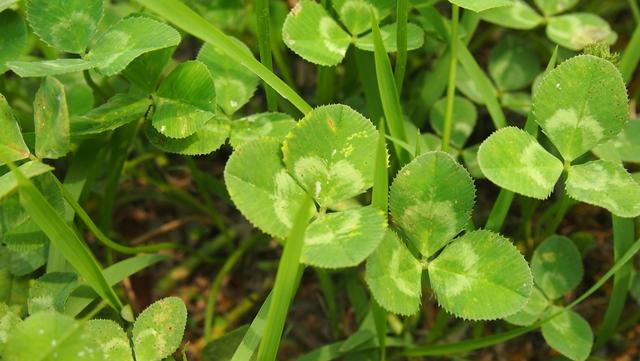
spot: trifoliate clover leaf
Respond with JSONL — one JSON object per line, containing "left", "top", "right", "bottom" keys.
{"left": 282, "top": 0, "right": 351, "bottom": 66}
{"left": 532, "top": 235, "right": 583, "bottom": 300}
{"left": 479, "top": 0, "right": 544, "bottom": 30}
{"left": 283, "top": 104, "right": 377, "bottom": 208}
{"left": 25, "top": 0, "right": 103, "bottom": 54}
{"left": 427, "top": 230, "right": 533, "bottom": 320}
{"left": 87, "top": 16, "right": 181, "bottom": 76}
{"left": 353, "top": 23, "right": 425, "bottom": 52}
{"left": 448, "top": 0, "right": 513, "bottom": 12}
{"left": 504, "top": 287, "right": 549, "bottom": 326}
{"left": 390, "top": 151, "right": 475, "bottom": 257}
{"left": 145, "top": 115, "right": 229, "bottom": 156}
{"left": 301, "top": 206, "right": 386, "bottom": 268}
{"left": 197, "top": 40, "right": 259, "bottom": 115}
{"left": 534, "top": 0, "right": 579, "bottom": 16}
{"left": 0, "top": 94, "right": 29, "bottom": 165}
{"left": 365, "top": 230, "right": 422, "bottom": 316}
{"left": 0, "top": 10, "right": 27, "bottom": 74}
{"left": 478, "top": 127, "right": 563, "bottom": 199}
{"left": 151, "top": 60, "right": 216, "bottom": 139}
{"left": 85, "top": 320, "right": 134, "bottom": 361}
{"left": 34, "top": 77, "right": 70, "bottom": 159}
{"left": 546, "top": 13, "right": 616, "bottom": 51}
{"left": 225, "top": 138, "right": 314, "bottom": 239}
{"left": 430, "top": 96, "right": 477, "bottom": 149}
{"left": 27, "top": 272, "right": 78, "bottom": 314}
{"left": 229, "top": 112, "right": 296, "bottom": 149}
{"left": 132, "top": 297, "right": 187, "bottom": 361}
{"left": 592, "top": 120, "right": 640, "bottom": 163}
{"left": 541, "top": 306, "right": 593, "bottom": 361}
{"left": 565, "top": 160, "right": 640, "bottom": 218}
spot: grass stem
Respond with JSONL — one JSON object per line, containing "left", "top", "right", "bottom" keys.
{"left": 441, "top": 4, "right": 459, "bottom": 153}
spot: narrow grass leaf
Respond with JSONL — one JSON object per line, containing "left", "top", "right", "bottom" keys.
{"left": 371, "top": 119, "right": 389, "bottom": 213}
{"left": 0, "top": 161, "right": 52, "bottom": 201}
{"left": 230, "top": 294, "right": 272, "bottom": 361}
{"left": 34, "top": 77, "right": 70, "bottom": 159}
{"left": 619, "top": 24, "right": 640, "bottom": 83}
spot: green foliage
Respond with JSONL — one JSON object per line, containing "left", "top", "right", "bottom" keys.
{"left": 132, "top": 297, "right": 187, "bottom": 361}
{"left": 592, "top": 120, "right": 640, "bottom": 163}
{"left": 0, "top": 94, "right": 29, "bottom": 164}
{"left": 430, "top": 96, "right": 477, "bottom": 148}
{"left": 27, "top": 272, "right": 78, "bottom": 314}
{"left": 0, "top": 10, "right": 27, "bottom": 74}
{"left": 531, "top": 235, "right": 583, "bottom": 300}
{"left": 34, "top": 77, "right": 70, "bottom": 159}
{"left": 541, "top": 307, "right": 593, "bottom": 361}
{"left": 448, "top": 0, "right": 512, "bottom": 12}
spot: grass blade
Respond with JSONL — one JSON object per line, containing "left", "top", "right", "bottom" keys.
{"left": 394, "top": 0, "right": 409, "bottom": 93}
{"left": 370, "top": 11, "right": 411, "bottom": 165}
{"left": 620, "top": 24, "right": 640, "bottom": 83}
{"left": 255, "top": 0, "right": 277, "bottom": 110}
{"left": 1, "top": 155, "right": 123, "bottom": 312}
{"left": 441, "top": 4, "right": 460, "bottom": 152}
{"left": 134, "top": 0, "right": 312, "bottom": 115}
{"left": 257, "top": 195, "right": 314, "bottom": 361}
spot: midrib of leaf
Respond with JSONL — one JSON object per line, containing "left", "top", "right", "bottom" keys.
{"left": 133, "top": 0, "right": 312, "bottom": 115}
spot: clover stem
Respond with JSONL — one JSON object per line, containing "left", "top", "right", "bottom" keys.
{"left": 441, "top": 4, "right": 459, "bottom": 153}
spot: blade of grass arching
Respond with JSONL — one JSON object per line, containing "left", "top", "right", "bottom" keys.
{"left": 441, "top": 4, "right": 460, "bottom": 153}
{"left": 355, "top": 49, "right": 384, "bottom": 124}
{"left": 257, "top": 196, "right": 314, "bottom": 361}
{"left": 371, "top": 11, "right": 411, "bottom": 166}
{"left": 315, "top": 269, "right": 339, "bottom": 337}
{"left": 65, "top": 254, "right": 168, "bottom": 316}
{"left": 371, "top": 118, "right": 388, "bottom": 361}
{"left": 52, "top": 175, "right": 179, "bottom": 254}
{"left": 457, "top": 40, "right": 506, "bottom": 130}
{"left": 620, "top": 24, "right": 640, "bottom": 84}
{"left": 394, "top": 0, "right": 409, "bottom": 93}
{"left": 594, "top": 216, "right": 635, "bottom": 348}
{"left": 1, "top": 156, "right": 123, "bottom": 312}
{"left": 0, "top": 160, "right": 52, "bottom": 200}
{"left": 255, "top": 0, "right": 277, "bottom": 111}
{"left": 134, "top": 0, "right": 312, "bottom": 115}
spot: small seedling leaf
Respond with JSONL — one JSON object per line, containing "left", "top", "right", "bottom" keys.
{"left": 301, "top": 206, "right": 386, "bottom": 268}
{"left": 365, "top": 230, "right": 422, "bottom": 315}
{"left": 283, "top": 104, "right": 377, "bottom": 207}
{"left": 0, "top": 10, "right": 27, "bottom": 74}
{"left": 85, "top": 319, "right": 134, "bottom": 361}
{"left": 71, "top": 94, "right": 152, "bottom": 135}
{"left": 87, "top": 16, "right": 181, "bottom": 76}
{"left": 34, "top": 77, "right": 70, "bottom": 159}
{"left": 546, "top": 13, "right": 616, "bottom": 51}
{"left": 145, "top": 115, "right": 230, "bottom": 156}
{"left": 25, "top": 0, "right": 103, "bottom": 53}
{"left": 541, "top": 306, "right": 593, "bottom": 361}
{"left": 197, "top": 40, "right": 260, "bottom": 115}
{"left": 0, "top": 94, "right": 29, "bottom": 165}
{"left": 27, "top": 272, "right": 78, "bottom": 314}
{"left": 354, "top": 23, "right": 425, "bottom": 52}
{"left": 132, "top": 297, "right": 187, "bottom": 361}
{"left": 478, "top": 127, "right": 563, "bottom": 199}
{"left": 479, "top": 0, "right": 544, "bottom": 30}
{"left": 229, "top": 112, "right": 296, "bottom": 149}
{"left": 430, "top": 96, "right": 477, "bottom": 148}
{"left": 504, "top": 287, "right": 549, "bottom": 326}
{"left": 390, "top": 151, "right": 475, "bottom": 257}
{"left": 448, "top": 0, "right": 513, "bottom": 12}
{"left": 282, "top": 0, "right": 351, "bottom": 66}
{"left": 532, "top": 235, "right": 583, "bottom": 299}
{"left": 152, "top": 60, "right": 216, "bottom": 138}
{"left": 428, "top": 230, "right": 533, "bottom": 320}
{"left": 566, "top": 160, "right": 640, "bottom": 218}
{"left": 225, "top": 138, "right": 314, "bottom": 238}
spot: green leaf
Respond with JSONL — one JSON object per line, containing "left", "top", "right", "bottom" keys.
{"left": 479, "top": 0, "right": 544, "bottom": 30}
{"left": 448, "top": 0, "right": 512, "bottom": 12}
{"left": 225, "top": 138, "right": 313, "bottom": 238}
{"left": 57, "top": 73, "right": 95, "bottom": 116}
{"left": 2, "top": 311, "right": 104, "bottom": 361}
{"left": 335, "top": 0, "right": 373, "bottom": 35}
{"left": 566, "top": 160, "right": 640, "bottom": 218}
{"left": 365, "top": 230, "right": 422, "bottom": 315}
{"left": 301, "top": 206, "right": 386, "bottom": 268}
{"left": 478, "top": 127, "right": 563, "bottom": 199}
{"left": 151, "top": 60, "right": 216, "bottom": 138}
{"left": 592, "top": 120, "right": 640, "bottom": 163}
{"left": 229, "top": 112, "right": 296, "bottom": 149}
{"left": 504, "top": 287, "right": 549, "bottom": 326}
{"left": 501, "top": 91, "right": 531, "bottom": 115}
{"left": 0, "top": 94, "right": 29, "bottom": 164}
{"left": 0, "top": 303, "right": 21, "bottom": 355}
{"left": 0, "top": 10, "right": 28, "bottom": 74}
{"left": 133, "top": 297, "right": 187, "bottom": 361}
{"left": 532, "top": 235, "right": 583, "bottom": 299}
{"left": 534, "top": 0, "right": 578, "bottom": 16}
{"left": 25, "top": 0, "right": 103, "bottom": 53}
{"left": 541, "top": 307, "right": 593, "bottom": 361}
{"left": 461, "top": 144, "right": 484, "bottom": 179}
{"left": 87, "top": 16, "right": 181, "bottom": 76}
{"left": 145, "top": 115, "right": 229, "bottom": 155}
{"left": 283, "top": 104, "right": 377, "bottom": 207}
{"left": 27, "top": 272, "right": 78, "bottom": 314}
{"left": 0, "top": 0, "right": 18, "bottom": 12}
{"left": 85, "top": 319, "right": 134, "bottom": 361}
{"left": 122, "top": 47, "right": 174, "bottom": 93}
{"left": 430, "top": 96, "right": 477, "bottom": 148}
{"left": 202, "top": 326, "right": 249, "bottom": 361}
{"left": 34, "top": 77, "right": 70, "bottom": 159}
{"left": 282, "top": 0, "right": 351, "bottom": 66}
{"left": 427, "top": 230, "right": 533, "bottom": 320}
{"left": 354, "top": 23, "right": 425, "bottom": 52}
{"left": 489, "top": 36, "right": 541, "bottom": 91}
{"left": 7, "top": 59, "right": 97, "bottom": 78}
{"left": 546, "top": 13, "right": 617, "bottom": 51}
{"left": 71, "top": 94, "right": 152, "bottom": 135}
{"left": 4, "top": 220, "right": 48, "bottom": 276}
{"left": 197, "top": 40, "right": 260, "bottom": 115}
{"left": 390, "top": 152, "right": 475, "bottom": 257}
